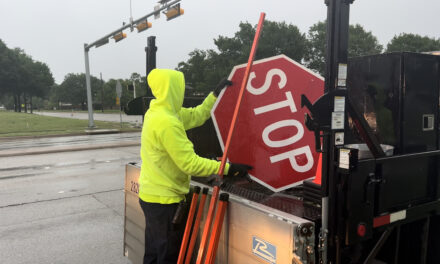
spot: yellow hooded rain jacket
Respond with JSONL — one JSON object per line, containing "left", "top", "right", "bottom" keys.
{"left": 139, "top": 69, "right": 229, "bottom": 204}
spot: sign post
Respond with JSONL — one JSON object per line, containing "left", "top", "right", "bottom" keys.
{"left": 211, "top": 55, "right": 324, "bottom": 191}
{"left": 116, "top": 81, "right": 123, "bottom": 128}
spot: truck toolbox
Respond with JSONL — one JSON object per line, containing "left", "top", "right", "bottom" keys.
{"left": 124, "top": 163, "right": 316, "bottom": 264}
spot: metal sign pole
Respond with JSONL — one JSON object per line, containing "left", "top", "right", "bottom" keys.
{"left": 116, "top": 81, "right": 123, "bottom": 128}
{"left": 84, "top": 44, "right": 95, "bottom": 128}
{"left": 120, "top": 108, "right": 122, "bottom": 128}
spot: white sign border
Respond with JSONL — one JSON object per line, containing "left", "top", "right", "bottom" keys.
{"left": 210, "top": 54, "right": 323, "bottom": 192}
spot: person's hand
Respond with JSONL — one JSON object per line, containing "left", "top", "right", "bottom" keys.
{"left": 213, "top": 78, "right": 233, "bottom": 97}
{"left": 227, "top": 163, "right": 253, "bottom": 179}
{"left": 206, "top": 163, "right": 252, "bottom": 187}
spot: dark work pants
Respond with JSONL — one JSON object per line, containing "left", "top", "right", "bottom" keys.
{"left": 139, "top": 199, "right": 184, "bottom": 264}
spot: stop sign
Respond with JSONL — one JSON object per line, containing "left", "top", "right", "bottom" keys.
{"left": 211, "top": 55, "right": 324, "bottom": 191}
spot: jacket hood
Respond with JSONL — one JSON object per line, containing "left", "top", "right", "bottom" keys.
{"left": 147, "top": 69, "right": 185, "bottom": 113}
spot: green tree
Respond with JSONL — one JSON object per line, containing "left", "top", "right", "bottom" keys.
{"left": 386, "top": 33, "right": 440, "bottom": 53}
{"left": 99, "top": 80, "right": 117, "bottom": 110}
{"left": 0, "top": 40, "right": 20, "bottom": 101}
{"left": 349, "top": 24, "right": 383, "bottom": 57}
{"left": 177, "top": 49, "right": 212, "bottom": 94}
{"left": 0, "top": 40, "right": 54, "bottom": 112}
{"left": 103, "top": 79, "right": 132, "bottom": 110}
{"left": 10, "top": 48, "right": 32, "bottom": 112}
{"left": 0, "top": 46, "right": 27, "bottom": 111}
{"left": 213, "top": 21, "right": 307, "bottom": 64}
{"left": 24, "top": 60, "right": 54, "bottom": 112}
{"left": 0, "top": 95, "right": 15, "bottom": 110}
{"left": 56, "top": 73, "right": 100, "bottom": 110}
{"left": 48, "top": 84, "right": 61, "bottom": 109}
{"left": 177, "top": 20, "right": 307, "bottom": 95}
{"left": 305, "top": 21, "right": 383, "bottom": 75}
{"left": 304, "top": 22, "right": 327, "bottom": 76}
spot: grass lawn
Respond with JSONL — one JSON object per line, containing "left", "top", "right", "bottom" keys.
{"left": 0, "top": 111, "right": 140, "bottom": 138}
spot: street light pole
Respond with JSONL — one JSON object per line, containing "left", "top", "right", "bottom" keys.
{"left": 84, "top": 44, "right": 95, "bottom": 128}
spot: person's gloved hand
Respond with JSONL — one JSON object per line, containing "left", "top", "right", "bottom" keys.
{"left": 227, "top": 163, "right": 253, "bottom": 179}
{"left": 213, "top": 78, "right": 233, "bottom": 97}
{"left": 206, "top": 163, "right": 252, "bottom": 187}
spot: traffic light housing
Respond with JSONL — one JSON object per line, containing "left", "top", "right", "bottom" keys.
{"left": 136, "top": 21, "right": 152, "bottom": 33}
{"left": 165, "top": 3, "right": 184, "bottom": 21}
{"left": 113, "top": 32, "right": 127, "bottom": 42}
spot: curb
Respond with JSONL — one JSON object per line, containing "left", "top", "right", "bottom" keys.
{"left": 0, "top": 141, "right": 141, "bottom": 158}
{"left": 84, "top": 129, "right": 120, "bottom": 135}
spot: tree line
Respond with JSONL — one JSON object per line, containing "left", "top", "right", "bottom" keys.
{"left": 178, "top": 20, "right": 440, "bottom": 94}
{"left": 0, "top": 38, "right": 147, "bottom": 112}
{"left": 0, "top": 39, "right": 54, "bottom": 112}
{"left": 50, "top": 72, "right": 147, "bottom": 112}
{"left": 1, "top": 20, "right": 439, "bottom": 111}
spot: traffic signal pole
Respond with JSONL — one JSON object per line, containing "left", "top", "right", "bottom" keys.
{"left": 84, "top": 45, "right": 95, "bottom": 128}
{"left": 83, "top": 0, "right": 181, "bottom": 128}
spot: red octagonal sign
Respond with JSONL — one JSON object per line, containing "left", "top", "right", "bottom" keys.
{"left": 211, "top": 55, "right": 324, "bottom": 191}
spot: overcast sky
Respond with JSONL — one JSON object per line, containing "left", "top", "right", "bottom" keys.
{"left": 1, "top": 0, "right": 439, "bottom": 84}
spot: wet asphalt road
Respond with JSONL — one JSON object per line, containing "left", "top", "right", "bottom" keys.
{"left": 0, "top": 134, "right": 141, "bottom": 264}
{"left": 0, "top": 132, "right": 141, "bottom": 152}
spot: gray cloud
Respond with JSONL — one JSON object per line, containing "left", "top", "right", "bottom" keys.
{"left": 0, "top": 0, "right": 438, "bottom": 84}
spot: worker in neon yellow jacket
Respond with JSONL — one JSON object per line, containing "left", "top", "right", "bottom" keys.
{"left": 139, "top": 69, "right": 252, "bottom": 264}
